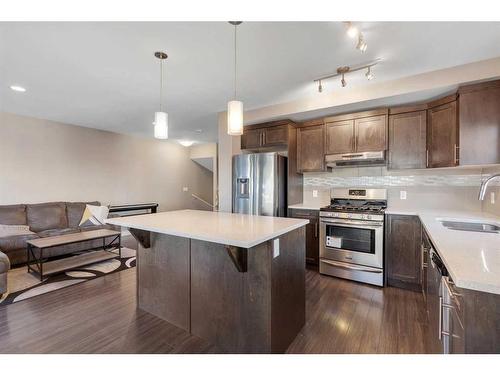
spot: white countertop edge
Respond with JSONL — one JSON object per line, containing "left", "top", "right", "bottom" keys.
{"left": 288, "top": 204, "right": 323, "bottom": 210}
{"left": 106, "top": 217, "right": 309, "bottom": 249}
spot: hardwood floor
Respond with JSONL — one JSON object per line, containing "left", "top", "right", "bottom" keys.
{"left": 0, "top": 235, "right": 432, "bottom": 354}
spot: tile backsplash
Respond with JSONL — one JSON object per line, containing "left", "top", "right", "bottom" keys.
{"left": 301, "top": 166, "right": 500, "bottom": 214}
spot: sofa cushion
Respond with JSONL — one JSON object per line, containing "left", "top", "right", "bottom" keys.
{"left": 67, "top": 201, "right": 100, "bottom": 228}
{"left": 79, "top": 224, "right": 110, "bottom": 232}
{"left": 37, "top": 228, "right": 80, "bottom": 238}
{"left": 0, "top": 251, "right": 10, "bottom": 273}
{"left": 0, "top": 224, "right": 35, "bottom": 238}
{"left": 27, "top": 202, "right": 68, "bottom": 232}
{"left": 0, "top": 233, "right": 39, "bottom": 253}
{"left": 0, "top": 204, "right": 27, "bottom": 225}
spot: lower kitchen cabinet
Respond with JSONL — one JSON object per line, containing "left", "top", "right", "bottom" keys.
{"left": 385, "top": 214, "right": 422, "bottom": 291}
{"left": 289, "top": 208, "right": 319, "bottom": 265}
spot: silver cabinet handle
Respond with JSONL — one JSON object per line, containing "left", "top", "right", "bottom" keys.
{"left": 321, "top": 259, "right": 382, "bottom": 273}
{"left": 439, "top": 296, "right": 443, "bottom": 340}
{"left": 426, "top": 149, "right": 429, "bottom": 167}
{"left": 315, "top": 222, "right": 318, "bottom": 238}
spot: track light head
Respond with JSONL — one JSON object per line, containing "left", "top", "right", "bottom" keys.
{"left": 341, "top": 74, "right": 347, "bottom": 88}
{"left": 356, "top": 35, "right": 367, "bottom": 52}
{"left": 365, "top": 66, "right": 374, "bottom": 80}
{"left": 318, "top": 80, "right": 323, "bottom": 93}
{"left": 345, "top": 22, "right": 359, "bottom": 38}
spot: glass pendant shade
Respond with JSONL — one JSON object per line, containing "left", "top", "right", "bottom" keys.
{"left": 227, "top": 100, "right": 243, "bottom": 135}
{"left": 154, "top": 111, "right": 168, "bottom": 139}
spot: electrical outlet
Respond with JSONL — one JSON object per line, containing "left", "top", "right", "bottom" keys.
{"left": 400, "top": 190, "right": 407, "bottom": 200}
{"left": 312, "top": 190, "right": 318, "bottom": 198}
{"left": 273, "top": 239, "right": 280, "bottom": 258}
{"left": 182, "top": 187, "right": 189, "bottom": 192}
{"left": 491, "top": 192, "right": 496, "bottom": 205}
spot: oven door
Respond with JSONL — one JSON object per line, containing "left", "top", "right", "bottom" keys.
{"left": 320, "top": 218, "right": 383, "bottom": 268}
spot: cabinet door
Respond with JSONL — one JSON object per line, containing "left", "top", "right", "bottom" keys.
{"left": 263, "top": 125, "right": 288, "bottom": 147}
{"left": 427, "top": 100, "right": 458, "bottom": 168}
{"left": 450, "top": 305, "right": 465, "bottom": 354}
{"left": 289, "top": 210, "right": 319, "bottom": 265}
{"left": 297, "top": 125, "right": 325, "bottom": 172}
{"left": 459, "top": 82, "right": 500, "bottom": 165}
{"left": 355, "top": 115, "right": 387, "bottom": 152}
{"left": 421, "top": 230, "right": 430, "bottom": 302}
{"left": 325, "top": 120, "right": 354, "bottom": 154}
{"left": 385, "top": 214, "right": 422, "bottom": 291}
{"left": 241, "top": 129, "right": 262, "bottom": 150}
{"left": 426, "top": 254, "right": 444, "bottom": 353}
{"left": 388, "top": 111, "right": 427, "bottom": 169}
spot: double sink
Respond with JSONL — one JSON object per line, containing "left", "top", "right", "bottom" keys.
{"left": 439, "top": 219, "right": 500, "bottom": 234}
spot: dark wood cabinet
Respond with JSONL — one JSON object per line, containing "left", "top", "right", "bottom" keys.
{"left": 241, "top": 128, "right": 263, "bottom": 149}
{"left": 458, "top": 80, "right": 500, "bottom": 165}
{"left": 289, "top": 209, "right": 319, "bottom": 265}
{"left": 262, "top": 125, "right": 288, "bottom": 147}
{"left": 240, "top": 121, "right": 289, "bottom": 150}
{"left": 324, "top": 109, "right": 388, "bottom": 155}
{"left": 297, "top": 121, "right": 325, "bottom": 172}
{"left": 385, "top": 214, "right": 422, "bottom": 291}
{"left": 427, "top": 96, "right": 459, "bottom": 168}
{"left": 325, "top": 120, "right": 354, "bottom": 154}
{"left": 355, "top": 115, "right": 387, "bottom": 152}
{"left": 388, "top": 108, "right": 427, "bottom": 169}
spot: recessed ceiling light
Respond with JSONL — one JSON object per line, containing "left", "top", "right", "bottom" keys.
{"left": 178, "top": 140, "right": 195, "bottom": 147}
{"left": 194, "top": 129, "right": 203, "bottom": 133}
{"left": 10, "top": 85, "right": 26, "bottom": 92}
{"left": 345, "top": 22, "right": 359, "bottom": 38}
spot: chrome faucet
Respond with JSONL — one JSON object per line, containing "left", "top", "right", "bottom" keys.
{"left": 478, "top": 173, "right": 500, "bottom": 200}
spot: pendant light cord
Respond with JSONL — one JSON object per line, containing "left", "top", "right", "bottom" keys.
{"left": 159, "top": 58, "right": 163, "bottom": 112}
{"left": 234, "top": 23, "right": 237, "bottom": 100}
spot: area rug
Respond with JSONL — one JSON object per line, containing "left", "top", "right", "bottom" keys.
{"left": 0, "top": 247, "right": 136, "bottom": 306}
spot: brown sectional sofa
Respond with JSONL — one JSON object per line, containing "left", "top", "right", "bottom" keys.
{"left": 0, "top": 201, "right": 120, "bottom": 266}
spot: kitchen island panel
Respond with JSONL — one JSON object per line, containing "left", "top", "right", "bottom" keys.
{"left": 137, "top": 233, "right": 191, "bottom": 331}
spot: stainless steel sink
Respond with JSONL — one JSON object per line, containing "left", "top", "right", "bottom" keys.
{"left": 440, "top": 220, "right": 500, "bottom": 233}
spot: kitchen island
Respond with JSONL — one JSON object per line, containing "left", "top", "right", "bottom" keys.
{"left": 107, "top": 209, "right": 308, "bottom": 353}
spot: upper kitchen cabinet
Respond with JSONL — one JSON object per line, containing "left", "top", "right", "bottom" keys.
{"left": 324, "top": 109, "right": 388, "bottom": 155}
{"left": 427, "top": 95, "right": 459, "bottom": 168}
{"left": 325, "top": 120, "right": 354, "bottom": 154}
{"left": 355, "top": 114, "right": 388, "bottom": 152}
{"left": 458, "top": 80, "right": 500, "bottom": 165}
{"left": 240, "top": 120, "right": 290, "bottom": 150}
{"left": 388, "top": 105, "right": 427, "bottom": 169}
{"left": 297, "top": 119, "right": 326, "bottom": 173}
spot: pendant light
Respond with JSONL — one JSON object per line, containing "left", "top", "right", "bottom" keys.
{"left": 153, "top": 51, "right": 168, "bottom": 139}
{"left": 227, "top": 21, "right": 243, "bottom": 136}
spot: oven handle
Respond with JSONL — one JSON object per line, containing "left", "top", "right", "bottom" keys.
{"left": 321, "top": 259, "right": 383, "bottom": 273}
{"left": 320, "top": 218, "right": 383, "bottom": 228}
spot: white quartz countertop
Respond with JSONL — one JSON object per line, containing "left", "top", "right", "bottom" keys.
{"left": 386, "top": 209, "right": 500, "bottom": 294}
{"left": 107, "top": 209, "right": 309, "bottom": 249}
{"left": 288, "top": 203, "right": 323, "bottom": 210}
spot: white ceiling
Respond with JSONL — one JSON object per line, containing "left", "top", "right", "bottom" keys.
{"left": 1, "top": 22, "right": 500, "bottom": 142}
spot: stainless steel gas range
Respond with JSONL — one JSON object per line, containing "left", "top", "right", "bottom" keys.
{"left": 319, "top": 188, "right": 387, "bottom": 287}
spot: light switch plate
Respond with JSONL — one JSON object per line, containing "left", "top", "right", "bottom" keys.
{"left": 273, "top": 239, "right": 280, "bottom": 258}
{"left": 491, "top": 192, "right": 496, "bottom": 205}
{"left": 400, "top": 190, "right": 407, "bottom": 200}
{"left": 312, "top": 190, "right": 318, "bottom": 198}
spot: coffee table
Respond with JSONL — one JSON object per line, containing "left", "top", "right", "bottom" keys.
{"left": 26, "top": 229, "right": 121, "bottom": 280}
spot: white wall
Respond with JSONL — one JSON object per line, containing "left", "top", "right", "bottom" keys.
{"left": 0, "top": 112, "right": 212, "bottom": 210}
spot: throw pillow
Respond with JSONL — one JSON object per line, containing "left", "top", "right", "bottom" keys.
{"left": 79, "top": 204, "right": 109, "bottom": 227}
{"left": 0, "top": 224, "right": 36, "bottom": 238}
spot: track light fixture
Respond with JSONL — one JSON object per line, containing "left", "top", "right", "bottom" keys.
{"left": 313, "top": 59, "right": 380, "bottom": 90}
{"left": 345, "top": 22, "right": 359, "bottom": 38}
{"left": 365, "top": 66, "right": 374, "bottom": 80}
{"left": 318, "top": 79, "right": 323, "bottom": 93}
{"left": 356, "top": 35, "right": 368, "bottom": 53}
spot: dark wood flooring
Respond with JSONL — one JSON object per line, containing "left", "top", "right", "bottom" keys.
{"left": 0, "top": 236, "right": 432, "bottom": 354}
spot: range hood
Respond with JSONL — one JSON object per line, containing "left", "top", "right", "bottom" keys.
{"left": 325, "top": 151, "right": 386, "bottom": 168}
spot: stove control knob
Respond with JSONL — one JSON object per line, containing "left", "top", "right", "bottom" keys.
{"left": 366, "top": 214, "right": 371, "bottom": 220}
{"left": 348, "top": 213, "right": 352, "bottom": 219}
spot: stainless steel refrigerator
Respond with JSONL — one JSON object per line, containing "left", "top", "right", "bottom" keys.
{"left": 232, "top": 152, "right": 287, "bottom": 217}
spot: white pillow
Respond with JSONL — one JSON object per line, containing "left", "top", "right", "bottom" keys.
{"left": 0, "top": 224, "right": 35, "bottom": 238}
{"left": 79, "top": 204, "right": 110, "bottom": 226}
